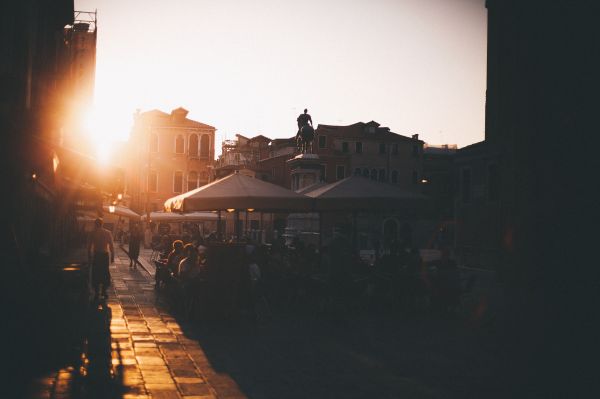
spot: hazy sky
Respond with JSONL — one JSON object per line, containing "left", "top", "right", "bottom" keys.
{"left": 76, "top": 0, "right": 487, "bottom": 154}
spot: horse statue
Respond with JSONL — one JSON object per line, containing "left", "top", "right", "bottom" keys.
{"left": 295, "top": 108, "right": 315, "bottom": 154}
{"left": 296, "top": 124, "right": 315, "bottom": 154}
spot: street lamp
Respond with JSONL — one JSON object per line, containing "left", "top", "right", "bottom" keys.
{"left": 109, "top": 205, "right": 115, "bottom": 213}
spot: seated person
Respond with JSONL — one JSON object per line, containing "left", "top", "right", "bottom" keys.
{"left": 178, "top": 244, "right": 201, "bottom": 281}
{"left": 166, "top": 240, "right": 185, "bottom": 276}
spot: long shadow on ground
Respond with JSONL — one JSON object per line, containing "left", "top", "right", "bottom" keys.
{"left": 174, "top": 309, "right": 505, "bottom": 399}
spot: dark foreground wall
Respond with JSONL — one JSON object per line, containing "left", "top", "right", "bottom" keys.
{"left": 484, "top": 0, "right": 597, "bottom": 396}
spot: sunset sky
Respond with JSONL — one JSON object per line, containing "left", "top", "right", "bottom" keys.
{"left": 76, "top": 0, "right": 487, "bottom": 155}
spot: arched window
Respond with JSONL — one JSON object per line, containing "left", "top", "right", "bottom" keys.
{"left": 354, "top": 168, "right": 361, "bottom": 176}
{"left": 200, "top": 135, "right": 210, "bottom": 158}
{"left": 188, "top": 134, "right": 198, "bottom": 157}
{"left": 187, "top": 171, "right": 198, "bottom": 191}
{"left": 362, "top": 168, "right": 369, "bottom": 177}
{"left": 173, "top": 171, "right": 183, "bottom": 193}
{"left": 391, "top": 170, "right": 398, "bottom": 184}
{"left": 370, "top": 168, "right": 377, "bottom": 180}
{"left": 378, "top": 169, "right": 386, "bottom": 182}
{"left": 175, "top": 135, "right": 185, "bottom": 154}
{"left": 149, "top": 133, "right": 158, "bottom": 153}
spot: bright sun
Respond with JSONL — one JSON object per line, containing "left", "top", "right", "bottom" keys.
{"left": 82, "top": 105, "right": 130, "bottom": 164}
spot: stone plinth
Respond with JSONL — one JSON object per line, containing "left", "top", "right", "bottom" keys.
{"left": 287, "top": 153, "right": 322, "bottom": 191}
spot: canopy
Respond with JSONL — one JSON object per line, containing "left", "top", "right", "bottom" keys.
{"left": 102, "top": 205, "right": 141, "bottom": 220}
{"left": 141, "top": 211, "right": 218, "bottom": 222}
{"left": 164, "top": 172, "right": 313, "bottom": 212}
{"left": 304, "top": 176, "right": 427, "bottom": 211}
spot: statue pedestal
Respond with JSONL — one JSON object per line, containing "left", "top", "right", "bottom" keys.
{"left": 287, "top": 153, "right": 322, "bottom": 191}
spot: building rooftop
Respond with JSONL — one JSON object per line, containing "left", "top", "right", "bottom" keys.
{"left": 316, "top": 121, "right": 422, "bottom": 142}
{"left": 135, "top": 108, "right": 216, "bottom": 130}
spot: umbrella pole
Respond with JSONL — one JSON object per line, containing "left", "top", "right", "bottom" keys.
{"left": 260, "top": 212, "right": 264, "bottom": 244}
{"left": 352, "top": 211, "right": 358, "bottom": 254}
{"left": 217, "top": 210, "right": 222, "bottom": 239}
{"left": 318, "top": 211, "right": 323, "bottom": 268}
{"left": 235, "top": 210, "right": 240, "bottom": 241}
{"left": 245, "top": 210, "right": 249, "bottom": 239}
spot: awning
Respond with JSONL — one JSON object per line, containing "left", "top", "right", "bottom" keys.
{"left": 141, "top": 211, "right": 218, "bottom": 222}
{"left": 102, "top": 205, "right": 141, "bottom": 220}
{"left": 304, "top": 176, "right": 427, "bottom": 211}
{"left": 164, "top": 172, "right": 313, "bottom": 212}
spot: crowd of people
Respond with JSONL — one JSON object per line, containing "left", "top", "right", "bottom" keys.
{"left": 142, "top": 228, "right": 466, "bottom": 321}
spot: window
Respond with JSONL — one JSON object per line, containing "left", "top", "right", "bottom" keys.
{"left": 321, "top": 164, "right": 327, "bottom": 180}
{"left": 342, "top": 142, "right": 349, "bottom": 153}
{"left": 200, "top": 135, "right": 210, "bottom": 158}
{"left": 488, "top": 164, "right": 499, "bottom": 201}
{"left": 187, "top": 171, "right": 198, "bottom": 191}
{"left": 355, "top": 142, "right": 363, "bottom": 154}
{"left": 370, "top": 169, "right": 377, "bottom": 180}
{"left": 148, "top": 170, "right": 158, "bottom": 192}
{"left": 412, "top": 170, "right": 418, "bottom": 185}
{"left": 391, "top": 170, "right": 398, "bottom": 183}
{"left": 392, "top": 143, "right": 398, "bottom": 155}
{"left": 378, "top": 169, "right": 386, "bottom": 182}
{"left": 462, "top": 168, "right": 471, "bottom": 203}
{"left": 336, "top": 165, "right": 345, "bottom": 180}
{"left": 318, "top": 135, "right": 326, "bottom": 149}
{"left": 175, "top": 135, "right": 185, "bottom": 154}
{"left": 379, "top": 143, "right": 386, "bottom": 154}
{"left": 188, "top": 134, "right": 198, "bottom": 157}
{"left": 363, "top": 168, "right": 369, "bottom": 177}
{"left": 149, "top": 133, "right": 159, "bottom": 153}
{"left": 354, "top": 168, "right": 361, "bottom": 176}
{"left": 173, "top": 171, "right": 183, "bottom": 193}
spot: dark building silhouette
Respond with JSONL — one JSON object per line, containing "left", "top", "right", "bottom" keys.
{"left": 422, "top": 144, "right": 456, "bottom": 221}
{"left": 460, "top": 1, "right": 596, "bottom": 396}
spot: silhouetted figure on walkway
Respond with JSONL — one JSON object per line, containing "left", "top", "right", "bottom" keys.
{"left": 88, "top": 218, "right": 115, "bottom": 301}
{"left": 128, "top": 223, "right": 142, "bottom": 268}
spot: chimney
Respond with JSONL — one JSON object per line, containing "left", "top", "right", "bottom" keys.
{"left": 412, "top": 134, "right": 419, "bottom": 140}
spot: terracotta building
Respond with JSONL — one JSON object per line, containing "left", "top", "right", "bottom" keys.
{"left": 313, "top": 121, "right": 424, "bottom": 190}
{"left": 127, "top": 107, "right": 215, "bottom": 215}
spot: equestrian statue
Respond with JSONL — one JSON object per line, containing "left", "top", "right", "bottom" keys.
{"left": 295, "top": 108, "right": 315, "bottom": 154}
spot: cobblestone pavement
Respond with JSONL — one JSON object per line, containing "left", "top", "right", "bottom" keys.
{"left": 24, "top": 248, "right": 245, "bottom": 399}
{"left": 21, "top": 246, "right": 505, "bottom": 399}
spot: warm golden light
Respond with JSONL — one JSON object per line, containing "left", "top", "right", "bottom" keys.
{"left": 421, "top": 179, "right": 429, "bottom": 184}
{"left": 226, "top": 208, "right": 235, "bottom": 213}
{"left": 109, "top": 205, "right": 115, "bottom": 213}
{"left": 32, "top": 173, "right": 37, "bottom": 180}
{"left": 117, "top": 193, "right": 123, "bottom": 200}
{"left": 247, "top": 208, "right": 255, "bottom": 212}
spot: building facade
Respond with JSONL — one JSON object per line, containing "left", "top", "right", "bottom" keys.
{"left": 313, "top": 121, "right": 424, "bottom": 191}
{"left": 127, "top": 107, "right": 216, "bottom": 214}
{"left": 422, "top": 144, "right": 456, "bottom": 220}
{"left": 214, "top": 134, "right": 271, "bottom": 179}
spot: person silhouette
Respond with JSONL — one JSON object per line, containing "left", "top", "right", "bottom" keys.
{"left": 297, "top": 108, "right": 313, "bottom": 130}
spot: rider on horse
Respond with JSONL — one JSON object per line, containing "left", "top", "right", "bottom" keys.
{"left": 296, "top": 108, "right": 315, "bottom": 153}
{"left": 297, "top": 108, "right": 313, "bottom": 131}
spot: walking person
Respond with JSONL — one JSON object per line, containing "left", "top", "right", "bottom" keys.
{"left": 88, "top": 218, "right": 115, "bottom": 302}
{"left": 128, "top": 223, "right": 142, "bottom": 269}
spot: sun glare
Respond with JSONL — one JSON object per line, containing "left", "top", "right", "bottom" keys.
{"left": 82, "top": 105, "right": 129, "bottom": 163}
